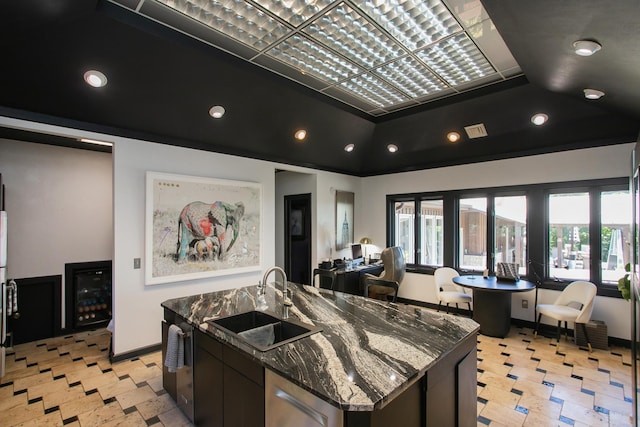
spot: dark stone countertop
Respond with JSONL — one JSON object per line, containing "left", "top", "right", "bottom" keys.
{"left": 162, "top": 282, "right": 479, "bottom": 411}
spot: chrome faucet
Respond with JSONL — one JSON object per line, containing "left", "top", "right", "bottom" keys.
{"left": 261, "top": 266, "right": 293, "bottom": 318}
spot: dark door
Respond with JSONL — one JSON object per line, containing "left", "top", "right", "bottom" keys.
{"left": 284, "top": 194, "right": 311, "bottom": 285}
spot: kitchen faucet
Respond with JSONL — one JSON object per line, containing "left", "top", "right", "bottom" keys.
{"left": 261, "top": 266, "right": 293, "bottom": 318}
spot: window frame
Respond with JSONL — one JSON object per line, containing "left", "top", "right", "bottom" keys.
{"left": 386, "top": 177, "right": 629, "bottom": 297}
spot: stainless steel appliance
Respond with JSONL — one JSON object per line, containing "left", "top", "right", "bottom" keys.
{"left": 1, "top": 209, "right": 7, "bottom": 378}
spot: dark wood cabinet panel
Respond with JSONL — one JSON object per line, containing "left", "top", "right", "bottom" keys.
{"left": 223, "top": 364, "right": 265, "bottom": 427}
{"left": 193, "top": 329, "right": 264, "bottom": 427}
{"left": 425, "top": 334, "right": 477, "bottom": 427}
{"left": 194, "top": 330, "right": 224, "bottom": 427}
{"left": 457, "top": 348, "right": 477, "bottom": 427}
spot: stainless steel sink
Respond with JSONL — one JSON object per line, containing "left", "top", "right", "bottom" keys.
{"left": 207, "top": 311, "right": 322, "bottom": 351}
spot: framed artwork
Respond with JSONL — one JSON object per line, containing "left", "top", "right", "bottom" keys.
{"left": 290, "top": 208, "right": 304, "bottom": 238}
{"left": 335, "top": 190, "right": 354, "bottom": 250}
{"left": 145, "top": 171, "right": 262, "bottom": 285}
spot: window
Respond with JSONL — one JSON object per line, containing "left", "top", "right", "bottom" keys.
{"left": 387, "top": 177, "right": 628, "bottom": 297}
{"left": 548, "top": 192, "right": 590, "bottom": 281}
{"left": 420, "top": 199, "right": 443, "bottom": 266}
{"left": 393, "top": 200, "right": 415, "bottom": 264}
{"left": 494, "top": 195, "right": 527, "bottom": 276}
{"left": 601, "top": 190, "right": 631, "bottom": 285}
{"left": 458, "top": 197, "right": 487, "bottom": 271}
{"left": 389, "top": 197, "right": 444, "bottom": 267}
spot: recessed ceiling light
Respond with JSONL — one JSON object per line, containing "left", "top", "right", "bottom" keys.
{"left": 447, "top": 132, "right": 460, "bottom": 143}
{"left": 209, "top": 105, "right": 225, "bottom": 118}
{"left": 387, "top": 144, "right": 398, "bottom": 153}
{"left": 572, "top": 40, "right": 601, "bottom": 56}
{"left": 344, "top": 144, "right": 355, "bottom": 152}
{"left": 84, "top": 70, "right": 107, "bottom": 88}
{"left": 79, "top": 138, "right": 113, "bottom": 147}
{"left": 294, "top": 129, "right": 307, "bottom": 141}
{"left": 531, "top": 113, "right": 548, "bottom": 126}
{"left": 583, "top": 88, "right": 605, "bottom": 100}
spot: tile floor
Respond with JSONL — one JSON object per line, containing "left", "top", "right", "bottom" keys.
{"left": 0, "top": 323, "right": 634, "bottom": 426}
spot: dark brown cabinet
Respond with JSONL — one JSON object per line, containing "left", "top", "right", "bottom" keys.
{"left": 194, "top": 329, "right": 223, "bottom": 427}
{"left": 194, "top": 329, "right": 264, "bottom": 427}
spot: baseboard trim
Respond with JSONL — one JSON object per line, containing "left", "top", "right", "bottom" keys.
{"left": 111, "top": 343, "right": 162, "bottom": 363}
{"left": 397, "top": 297, "right": 631, "bottom": 348}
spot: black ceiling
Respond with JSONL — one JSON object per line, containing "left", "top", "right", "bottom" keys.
{"left": 1, "top": 0, "right": 638, "bottom": 176}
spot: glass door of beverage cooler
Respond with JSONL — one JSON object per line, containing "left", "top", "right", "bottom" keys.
{"left": 74, "top": 269, "right": 112, "bottom": 329}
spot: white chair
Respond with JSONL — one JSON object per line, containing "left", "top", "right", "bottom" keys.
{"left": 534, "top": 280, "right": 597, "bottom": 352}
{"left": 434, "top": 267, "right": 472, "bottom": 314}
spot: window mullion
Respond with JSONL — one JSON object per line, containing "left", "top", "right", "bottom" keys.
{"left": 414, "top": 196, "right": 421, "bottom": 266}
{"left": 487, "top": 196, "right": 495, "bottom": 274}
{"left": 590, "top": 188, "right": 602, "bottom": 288}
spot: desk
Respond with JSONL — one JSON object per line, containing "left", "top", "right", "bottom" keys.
{"left": 453, "top": 275, "right": 536, "bottom": 338}
{"left": 317, "top": 264, "right": 384, "bottom": 296}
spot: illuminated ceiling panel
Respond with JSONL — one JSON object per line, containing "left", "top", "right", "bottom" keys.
{"left": 118, "top": 0, "right": 522, "bottom": 116}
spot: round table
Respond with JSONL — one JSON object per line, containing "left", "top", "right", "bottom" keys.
{"left": 452, "top": 275, "right": 536, "bottom": 338}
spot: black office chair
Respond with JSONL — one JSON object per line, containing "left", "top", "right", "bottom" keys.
{"left": 313, "top": 268, "right": 337, "bottom": 291}
{"left": 363, "top": 246, "right": 405, "bottom": 302}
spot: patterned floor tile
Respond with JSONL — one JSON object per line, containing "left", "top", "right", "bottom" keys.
{"left": 0, "top": 321, "right": 635, "bottom": 427}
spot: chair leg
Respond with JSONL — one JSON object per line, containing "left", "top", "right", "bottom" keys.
{"left": 579, "top": 323, "right": 593, "bottom": 353}
{"left": 534, "top": 313, "right": 542, "bottom": 338}
{"left": 437, "top": 302, "right": 442, "bottom": 312}
{"left": 455, "top": 303, "right": 459, "bottom": 314}
{"left": 466, "top": 302, "right": 471, "bottom": 315}
{"left": 555, "top": 321, "right": 562, "bottom": 353}
{"left": 564, "top": 321, "right": 569, "bottom": 341}
{"left": 445, "top": 303, "right": 450, "bottom": 314}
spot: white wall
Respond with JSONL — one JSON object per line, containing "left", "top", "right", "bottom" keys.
{"left": 316, "top": 173, "right": 361, "bottom": 261}
{"left": 0, "top": 116, "right": 358, "bottom": 356}
{"left": 359, "top": 144, "right": 636, "bottom": 339}
{"left": 2, "top": 115, "right": 635, "bottom": 348}
{"left": 0, "top": 139, "right": 112, "bottom": 279}
{"left": 112, "top": 139, "right": 279, "bottom": 355}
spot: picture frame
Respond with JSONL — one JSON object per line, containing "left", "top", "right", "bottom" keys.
{"left": 290, "top": 208, "right": 304, "bottom": 238}
{"left": 335, "top": 190, "right": 354, "bottom": 250}
{"left": 145, "top": 171, "right": 262, "bottom": 285}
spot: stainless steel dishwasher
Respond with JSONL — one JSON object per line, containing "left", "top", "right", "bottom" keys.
{"left": 265, "top": 369, "right": 343, "bottom": 427}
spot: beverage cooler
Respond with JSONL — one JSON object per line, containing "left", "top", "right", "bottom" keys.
{"left": 73, "top": 267, "right": 112, "bottom": 330}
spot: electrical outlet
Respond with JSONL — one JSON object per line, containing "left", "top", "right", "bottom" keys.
{"left": 134, "top": 258, "right": 141, "bottom": 269}
{"left": 522, "top": 299, "right": 528, "bottom": 309}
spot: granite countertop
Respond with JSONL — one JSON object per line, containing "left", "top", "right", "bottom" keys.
{"left": 162, "top": 282, "right": 479, "bottom": 411}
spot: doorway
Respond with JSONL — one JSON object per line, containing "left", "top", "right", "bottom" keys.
{"left": 284, "top": 194, "right": 311, "bottom": 285}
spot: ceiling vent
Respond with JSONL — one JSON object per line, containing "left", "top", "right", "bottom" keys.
{"left": 464, "top": 123, "right": 488, "bottom": 139}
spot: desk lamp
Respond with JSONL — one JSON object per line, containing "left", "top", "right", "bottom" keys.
{"left": 359, "top": 237, "right": 372, "bottom": 263}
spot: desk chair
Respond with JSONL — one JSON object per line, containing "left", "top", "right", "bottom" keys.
{"left": 313, "top": 268, "right": 337, "bottom": 291}
{"left": 534, "top": 280, "right": 597, "bottom": 352}
{"left": 433, "top": 267, "right": 472, "bottom": 314}
{"left": 363, "top": 246, "right": 405, "bottom": 302}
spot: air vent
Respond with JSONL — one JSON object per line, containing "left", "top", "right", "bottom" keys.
{"left": 464, "top": 123, "right": 488, "bottom": 139}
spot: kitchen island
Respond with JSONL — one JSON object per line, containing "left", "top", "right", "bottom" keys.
{"left": 162, "top": 282, "right": 479, "bottom": 427}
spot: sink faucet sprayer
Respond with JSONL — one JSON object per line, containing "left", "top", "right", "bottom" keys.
{"left": 261, "top": 266, "right": 293, "bottom": 318}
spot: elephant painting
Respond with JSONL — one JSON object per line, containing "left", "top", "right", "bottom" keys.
{"left": 176, "top": 201, "right": 245, "bottom": 262}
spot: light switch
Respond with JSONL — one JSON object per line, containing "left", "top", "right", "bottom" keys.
{"left": 134, "top": 258, "right": 141, "bottom": 269}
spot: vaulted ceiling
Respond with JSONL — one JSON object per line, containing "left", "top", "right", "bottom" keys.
{"left": 1, "top": 0, "right": 638, "bottom": 176}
